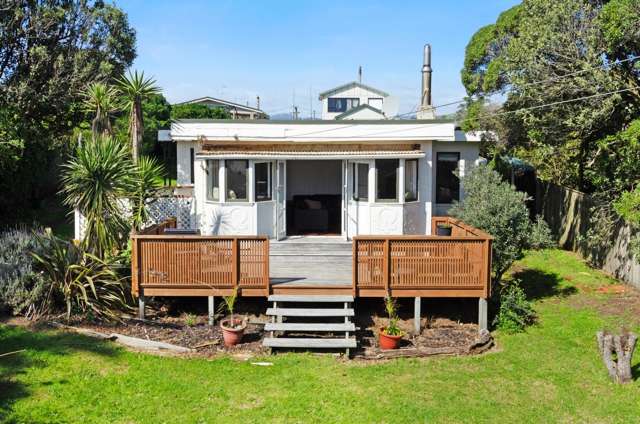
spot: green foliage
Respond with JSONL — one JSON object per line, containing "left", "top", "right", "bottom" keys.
{"left": 0, "top": 1, "right": 135, "bottom": 219}
{"left": 61, "top": 136, "right": 133, "bottom": 258}
{"left": 82, "top": 82, "right": 119, "bottom": 139}
{"left": 0, "top": 228, "right": 50, "bottom": 318}
{"left": 529, "top": 216, "right": 556, "bottom": 250}
{"left": 461, "top": 0, "right": 640, "bottom": 194}
{"left": 171, "top": 103, "right": 232, "bottom": 120}
{"left": 382, "top": 296, "right": 403, "bottom": 336}
{"left": 449, "top": 166, "right": 553, "bottom": 286}
{"left": 116, "top": 71, "right": 161, "bottom": 162}
{"left": 493, "top": 279, "right": 536, "bottom": 333}
{"left": 130, "top": 156, "right": 166, "bottom": 232}
{"left": 614, "top": 186, "right": 640, "bottom": 258}
{"left": 31, "top": 233, "right": 129, "bottom": 321}
{"left": 184, "top": 313, "right": 197, "bottom": 327}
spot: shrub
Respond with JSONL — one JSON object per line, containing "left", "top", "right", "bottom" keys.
{"left": 493, "top": 280, "right": 536, "bottom": 333}
{"left": 31, "top": 233, "right": 130, "bottom": 321}
{"left": 0, "top": 228, "right": 51, "bottom": 318}
{"left": 382, "top": 296, "right": 403, "bottom": 336}
{"left": 449, "top": 165, "right": 554, "bottom": 287}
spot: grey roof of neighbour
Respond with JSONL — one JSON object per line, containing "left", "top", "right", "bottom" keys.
{"left": 318, "top": 81, "right": 390, "bottom": 100}
{"left": 335, "top": 104, "right": 385, "bottom": 120}
{"left": 173, "top": 96, "right": 266, "bottom": 114}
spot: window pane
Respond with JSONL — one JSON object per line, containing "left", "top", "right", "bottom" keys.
{"left": 226, "top": 160, "right": 248, "bottom": 201}
{"left": 357, "top": 163, "right": 368, "bottom": 200}
{"left": 376, "top": 159, "right": 398, "bottom": 202}
{"left": 352, "top": 163, "right": 368, "bottom": 200}
{"left": 255, "top": 162, "right": 271, "bottom": 201}
{"left": 206, "top": 160, "right": 219, "bottom": 201}
{"left": 436, "top": 153, "right": 460, "bottom": 203}
{"left": 404, "top": 159, "right": 418, "bottom": 201}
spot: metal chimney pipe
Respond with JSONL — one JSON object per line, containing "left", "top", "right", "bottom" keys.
{"left": 256, "top": 95, "right": 260, "bottom": 110}
{"left": 421, "top": 44, "right": 432, "bottom": 107}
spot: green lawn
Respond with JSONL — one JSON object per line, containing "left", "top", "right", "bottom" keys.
{"left": 1, "top": 249, "right": 639, "bottom": 423}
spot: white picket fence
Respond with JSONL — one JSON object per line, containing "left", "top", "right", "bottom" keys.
{"left": 74, "top": 196, "right": 195, "bottom": 240}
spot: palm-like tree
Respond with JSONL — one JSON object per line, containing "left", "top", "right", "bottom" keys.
{"left": 82, "top": 82, "right": 118, "bottom": 139}
{"left": 130, "top": 156, "right": 166, "bottom": 232}
{"left": 116, "top": 71, "right": 160, "bottom": 163}
{"left": 61, "top": 136, "right": 134, "bottom": 258}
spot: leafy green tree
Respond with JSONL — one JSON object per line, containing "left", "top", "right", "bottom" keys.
{"left": 116, "top": 71, "right": 160, "bottom": 163}
{"left": 0, "top": 0, "right": 136, "bottom": 218}
{"left": 449, "top": 166, "right": 553, "bottom": 287}
{"left": 171, "top": 103, "right": 232, "bottom": 120}
{"left": 461, "top": 0, "right": 640, "bottom": 194}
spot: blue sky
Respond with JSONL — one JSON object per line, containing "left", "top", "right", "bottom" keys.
{"left": 117, "top": 0, "right": 519, "bottom": 117}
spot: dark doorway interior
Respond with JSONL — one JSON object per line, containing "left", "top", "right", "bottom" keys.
{"left": 286, "top": 160, "right": 342, "bottom": 235}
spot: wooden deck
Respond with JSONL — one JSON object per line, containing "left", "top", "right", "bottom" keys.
{"left": 130, "top": 217, "right": 492, "bottom": 299}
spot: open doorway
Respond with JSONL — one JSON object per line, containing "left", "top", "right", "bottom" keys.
{"left": 286, "top": 160, "right": 342, "bottom": 235}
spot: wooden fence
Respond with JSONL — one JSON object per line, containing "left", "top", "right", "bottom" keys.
{"left": 353, "top": 217, "right": 492, "bottom": 298}
{"left": 131, "top": 232, "right": 270, "bottom": 297}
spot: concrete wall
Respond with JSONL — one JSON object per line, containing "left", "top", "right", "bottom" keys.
{"left": 537, "top": 182, "right": 640, "bottom": 289}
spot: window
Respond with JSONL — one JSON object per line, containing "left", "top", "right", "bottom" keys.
{"left": 436, "top": 153, "right": 460, "bottom": 203}
{"left": 368, "top": 98, "right": 383, "bottom": 110}
{"left": 327, "top": 97, "right": 360, "bottom": 112}
{"left": 404, "top": 159, "right": 418, "bottom": 201}
{"left": 254, "top": 162, "right": 272, "bottom": 201}
{"left": 226, "top": 160, "right": 248, "bottom": 201}
{"left": 189, "top": 148, "right": 195, "bottom": 184}
{"left": 352, "top": 162, "right": 369, "bottom": 201}
{"left": 206, "top": 160, "right": 220, "bottom": 201}
{"left": 376, "top": 159, "right": 399, "bottom": 202}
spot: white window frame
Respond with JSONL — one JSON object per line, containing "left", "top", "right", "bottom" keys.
{"left": 351, "top": 161, "right": 370, "bottom": 202}
{"left": 254, "top": 160, "right": 273, "bottom": 202}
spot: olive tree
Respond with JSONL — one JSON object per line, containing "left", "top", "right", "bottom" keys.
{"left": 449, "top": 165, "right": 553, "bottom": 287}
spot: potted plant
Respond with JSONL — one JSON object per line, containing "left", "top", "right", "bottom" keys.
{"left": 436, "top": 222, "right": 452, "bottom": 236}
{"left": 219, "top": 289, "right": 246, "bottom": 347}
{"left": 379, "top": 296, "right": 404, "bottom": 350}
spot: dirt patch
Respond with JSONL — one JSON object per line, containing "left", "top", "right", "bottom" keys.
{"left": 569, "top": 283, "right": 640, "bottom": 327}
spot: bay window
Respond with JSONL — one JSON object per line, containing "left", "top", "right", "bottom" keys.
{"left": 206, "top": 160, "right": 220, "bottom": 201}
{"left": 376, "top": 159, "right": 399, "bottom": 202}
{"left": 404, "top": 159, "right": 418, "bottom": 202}
{"left": 254, "top": 161, "right": 272, "bottom": 201}
{"left": 226, "top": 159, "right": 248, "bottom": 201}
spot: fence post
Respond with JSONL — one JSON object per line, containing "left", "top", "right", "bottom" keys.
{"left": 232, "top": 238, "right": 240, "bottom": 289}
{"left": 352, "top": 238, "right": 357, "bottom": 297}
{"left": 263, "top": 238, "right": 270, "bottom": 296}
{"left": 383, "top": 239, "right": 390, "bottom": 295}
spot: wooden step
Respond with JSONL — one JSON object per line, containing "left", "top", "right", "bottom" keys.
{"left": 266, "top": 308, "right": 354, "bottom": 317}
{"left": 263, "top": 337, "right": 357, "bottom": 349}
{"left": 264, "top": 322, "right": 355, "bottom": 332}
{"left": 267, "top": 295, "right": 354, "bottom": 303}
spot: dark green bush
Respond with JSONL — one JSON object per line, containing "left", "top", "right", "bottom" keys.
{"left": 493, "top": 280, "right": 536, "bottom": 333}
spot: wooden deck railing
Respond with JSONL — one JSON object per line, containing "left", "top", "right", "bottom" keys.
{"left": 136, "top": 217, "right": 177, "bottom": 235}
{"left": 131, "top": 232, "right": 270, "bottom": 297}
{"left": 353, "top": 217, "right": 492, "bottom": 298}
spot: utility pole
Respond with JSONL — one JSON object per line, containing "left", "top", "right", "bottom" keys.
{"left": 358, "top": 66, "right": 362, "bottom": 83}
{"left": 293, "top": 106, "right": 299, "bottom": 120}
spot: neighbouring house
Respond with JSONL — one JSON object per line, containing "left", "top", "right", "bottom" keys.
{"left": 131, "top": 45, "right": 492, "bottom": 353}
{"left": 174, "top": 96, "right": 268, "bottom": 120}
{"left": 318, "top": 80, "right": 398, "bottom": 120}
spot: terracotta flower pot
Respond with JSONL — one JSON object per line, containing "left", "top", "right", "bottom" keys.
{"left": 379, "top": 327, "right": 403, "bottom": 350}
{"left": 220, "top": 318, "right": 246, "bottom": 347}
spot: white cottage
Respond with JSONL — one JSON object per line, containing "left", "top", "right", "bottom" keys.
{"left": 167, "top": 44, "right": 483, "bottom": 240}
{"left": 170, "top": 119, "right": 482, "bottom": 239}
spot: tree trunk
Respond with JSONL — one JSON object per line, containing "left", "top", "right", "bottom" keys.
{"left": 596, "top": 330, "right": 637, "bottom": 383}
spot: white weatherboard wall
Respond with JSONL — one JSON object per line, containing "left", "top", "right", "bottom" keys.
{"left": 432, "top": 141, "right": 480, "bottom": 216}
{"left": 177, "top": 140, "right": 197, "bottom": 185}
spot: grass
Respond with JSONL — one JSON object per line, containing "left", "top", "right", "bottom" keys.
{"left": 1, "top": 249, "right": 639, "bottom": 423}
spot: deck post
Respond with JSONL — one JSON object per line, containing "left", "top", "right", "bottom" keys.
{"left": 414, "top": 297, "right": 421, "bottom": 334}
{"left": 478, "top": 298, "right": 488, "bottom": 331}
{"left": 138, "top": 294, "right": 145, "bottom": 320}
{"left": 208, "top": 296, "right": 215, "bottom": 326}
